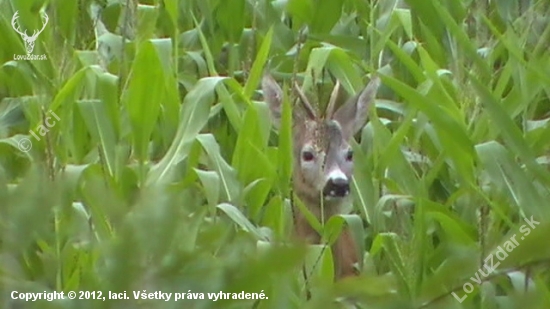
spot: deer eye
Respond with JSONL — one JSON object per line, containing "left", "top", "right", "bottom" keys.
{"left": 302, "top": 151, "right": 315, "bottom": 162}
{"left": 345, "top": 149, "right": 353, "bottom": 161}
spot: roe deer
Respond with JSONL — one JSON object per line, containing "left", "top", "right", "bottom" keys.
{"left": 262, "top": 73, "right": 380, "bottom": 280}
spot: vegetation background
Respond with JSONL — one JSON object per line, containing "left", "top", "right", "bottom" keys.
{"left": 1, "top": 0, "right": 550, "bottom": 308}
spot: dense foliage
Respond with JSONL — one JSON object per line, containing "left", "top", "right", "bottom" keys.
{"left": 1, "top": 0, "right": 550, "bottom": 308}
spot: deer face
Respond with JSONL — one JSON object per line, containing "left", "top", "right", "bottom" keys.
{"left": 294, "top": 119, "right": 353, "bottom": 202}
{"left": 262, "top": 74, "right": 380, "bottom": 207}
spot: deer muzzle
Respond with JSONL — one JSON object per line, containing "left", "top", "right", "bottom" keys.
{"left": 323, "top": 171, "right": 350, "bottom": 198}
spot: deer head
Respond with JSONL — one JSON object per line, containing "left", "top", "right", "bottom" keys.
{"left": 262, "top": 74, "right": 380, "bottom": 215}
{"left": 11, "top": 11, "right": 49, "bottom": 54}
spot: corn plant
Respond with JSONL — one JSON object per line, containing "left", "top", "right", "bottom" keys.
{"left": 0, "top": 0, "right": 549, "bottom": 308}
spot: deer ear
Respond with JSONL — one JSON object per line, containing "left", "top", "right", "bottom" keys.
{"left": 262, "top": 74, "right": 284, "bottom": 129}
{"left": 332, "top": 76, "right": 380, "bottom": 139}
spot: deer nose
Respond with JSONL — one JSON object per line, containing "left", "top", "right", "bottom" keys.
{"left": 323, "top": 176, "right": 350, "bottom": 198}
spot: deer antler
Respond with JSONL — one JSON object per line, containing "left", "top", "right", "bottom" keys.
{"left": 325, "top": 80, "right": 340, "bottom": 119}
{"left": 293, "top": 82, "right": 317, "bottom": 120}
{"left": 11, "top": 11, "right": 28, "bottom": 37}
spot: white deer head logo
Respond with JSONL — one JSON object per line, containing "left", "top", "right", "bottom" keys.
{"left": 11, "top": 11, "right": 48, "bottom": 54}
